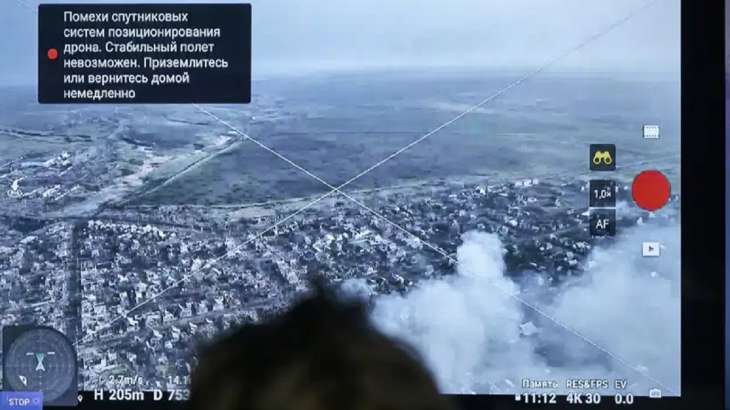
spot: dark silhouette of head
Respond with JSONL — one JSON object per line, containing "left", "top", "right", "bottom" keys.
{"left": 189, "top": 288, "right": 454, "bottom": 410}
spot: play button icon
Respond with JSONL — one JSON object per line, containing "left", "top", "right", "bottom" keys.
{"left": 642, "top": 242, "right": 661, "bottom": 257}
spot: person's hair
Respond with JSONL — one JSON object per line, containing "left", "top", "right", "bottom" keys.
{"left": 188, "top": 288, "right": 454, "bottom": 410}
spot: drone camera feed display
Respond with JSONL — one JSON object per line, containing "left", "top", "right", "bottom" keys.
{"left": 2, "top": 0, "right": 722, "bottom": 409}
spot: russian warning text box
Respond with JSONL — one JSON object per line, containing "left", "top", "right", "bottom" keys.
{"left": 38, "top": 4, "right": 251, "bottom": 104}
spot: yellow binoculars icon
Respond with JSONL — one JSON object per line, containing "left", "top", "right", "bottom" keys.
{"left": 592, "top": 150, "right": 613, "bottom": 166}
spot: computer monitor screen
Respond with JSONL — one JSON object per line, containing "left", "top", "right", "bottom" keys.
{"left": 0, "top": 0, "right": 715, "bottom": 409}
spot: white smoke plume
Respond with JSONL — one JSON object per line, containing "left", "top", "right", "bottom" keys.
{"left": 347, "top": 225, "right": 681, "bottom": 396}
{"left": 543, "top": 224, "right": 681, "bottom": 393}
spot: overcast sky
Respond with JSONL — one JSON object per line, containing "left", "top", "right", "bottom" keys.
{"left": 1, "top": 0, "right": 679, "bottom": 84}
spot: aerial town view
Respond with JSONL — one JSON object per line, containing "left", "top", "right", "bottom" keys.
{"left": 0, "top": 0, "right": 681, "bottom": 399}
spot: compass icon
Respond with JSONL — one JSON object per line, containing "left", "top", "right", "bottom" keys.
{"left": 2, "top": 326, "right": 78, "bottom": 406}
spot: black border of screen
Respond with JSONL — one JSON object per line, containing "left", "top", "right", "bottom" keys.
{"left": 45, "top": 0, "right": 725, "bottom": 409}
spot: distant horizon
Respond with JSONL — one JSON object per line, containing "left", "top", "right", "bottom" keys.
{"left": 2, "top": 64, "right": 681, "bottom": 88}
{"left": 1, "top": 0, "right": 680, "bottom": 86}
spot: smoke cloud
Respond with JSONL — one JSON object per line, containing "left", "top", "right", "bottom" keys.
{"left": 347, "top": 224, "right": 681, "bottom": 395}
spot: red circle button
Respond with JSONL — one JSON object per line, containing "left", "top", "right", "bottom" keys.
{"left": 632, "top": 170, "right": 671, "bottom": 211}
{"left": 47, "top": 48, "right": 59, "bottom": 61}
